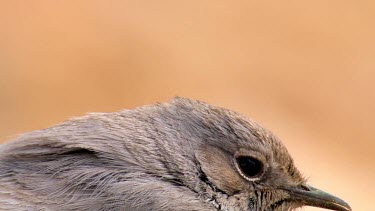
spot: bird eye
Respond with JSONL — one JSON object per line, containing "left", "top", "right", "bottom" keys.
{"left": 236, "top": 156, "right": 264, "bottom": 180}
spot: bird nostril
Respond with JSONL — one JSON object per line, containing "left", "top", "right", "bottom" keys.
{"left": 300, "top": 184, "right": 311, "bottom": 191}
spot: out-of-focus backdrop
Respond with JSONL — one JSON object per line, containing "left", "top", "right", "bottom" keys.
{"left": 0, "top": 1, "right": 374, "bottom": 210}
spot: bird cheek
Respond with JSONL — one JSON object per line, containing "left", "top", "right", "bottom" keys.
{"left": 196, "top": 146, "right": 249, "bottom": 195}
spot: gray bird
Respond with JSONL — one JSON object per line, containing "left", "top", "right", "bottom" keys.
{"left": 0, "top": 97, "right": 351, "bottom": 211}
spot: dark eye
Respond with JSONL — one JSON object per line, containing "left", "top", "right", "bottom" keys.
{"left": 236, "top": 156, "right": 263, "bottom": 179}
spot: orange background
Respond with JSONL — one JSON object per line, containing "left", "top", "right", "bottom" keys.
{"left": 0, "top": 1, "right": 374, "bottom": 210}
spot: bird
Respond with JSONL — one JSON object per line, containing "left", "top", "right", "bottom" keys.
{"left": 0, "top": 97, "right": 351, "bottom": 211}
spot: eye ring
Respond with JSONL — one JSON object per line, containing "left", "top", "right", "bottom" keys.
{"left": 235, "top": 155, "right": 265, "bottom": 181}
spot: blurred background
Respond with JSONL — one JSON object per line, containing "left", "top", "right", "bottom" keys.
{"left": 0, "top": 1, "right": 374, "bottom": 210}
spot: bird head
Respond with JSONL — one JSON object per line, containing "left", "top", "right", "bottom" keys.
{"left": 163, "top": 98, "right": 351, "bottom": 211}
{"left": 0, "top": 97, "right": 351, "bottom": 211}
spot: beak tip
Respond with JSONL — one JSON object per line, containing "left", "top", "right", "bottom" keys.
{"left": 339, "top": 202, "right": 352, "bottom": 211}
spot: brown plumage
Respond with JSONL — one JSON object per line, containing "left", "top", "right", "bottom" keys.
{"left": 0, "top": 97, "right": 351, "bottom": 211}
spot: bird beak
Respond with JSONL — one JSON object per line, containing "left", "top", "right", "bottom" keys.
{"left": 285, "top": 185, "right": 351, "bottom": 211}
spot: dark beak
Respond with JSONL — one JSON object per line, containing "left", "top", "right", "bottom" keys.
{"left": 285, "top": 185, "right": 351, "bottom": 211}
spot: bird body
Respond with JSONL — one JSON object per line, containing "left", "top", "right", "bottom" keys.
{"left": 0, "top": 98, "right": 351, "bottom": 211}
